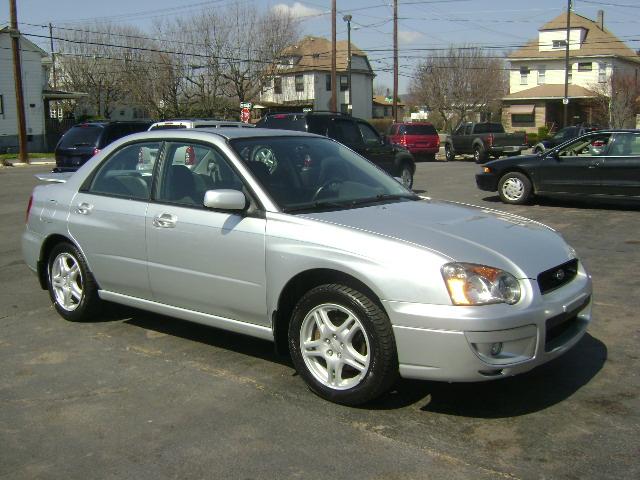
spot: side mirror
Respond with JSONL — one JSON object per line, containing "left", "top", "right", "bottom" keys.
{"left": 203, "top": 189, "right": 247, "bottom": 211}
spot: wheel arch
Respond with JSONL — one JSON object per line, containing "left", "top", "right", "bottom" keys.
{"left": 272, "top": 268, "right": 384, "bottom": 356}
{"left": 394, "top": 153, "right": 415, "bottom": 173}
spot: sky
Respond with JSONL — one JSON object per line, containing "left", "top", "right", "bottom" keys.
{"left": 1, "top": 0, "right": 639, "bottom": 93}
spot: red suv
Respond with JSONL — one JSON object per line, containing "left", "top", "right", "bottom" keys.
{"left": 387, "top": 122, "right": 439, "bottom": 161}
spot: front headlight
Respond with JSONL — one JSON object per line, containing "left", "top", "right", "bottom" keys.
{"left": 441, "top": 263, "right": 521, "bottom": 306}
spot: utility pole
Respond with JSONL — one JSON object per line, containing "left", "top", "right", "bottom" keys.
{"left": 393, "top": 0, "right": 398, "bottom": 122}
{"left": 9, "top": 0, "right": 28, "bottom": 163}
{"left": 563, "top": 0, "right": 572, "bottom": 128}
{"left": 343, "top": 15, "right": 352, "bottom": 115}
{"left": 330, "top": 0, "right": 337, "bottom": 112}
{"left": 49, "top": 23, "right": 57, "bottom": 89}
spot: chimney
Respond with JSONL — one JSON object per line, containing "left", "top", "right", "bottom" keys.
{"left": 596, "top": 10, "right": 604, "bottom": 30}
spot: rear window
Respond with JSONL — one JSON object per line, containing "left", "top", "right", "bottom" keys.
{"left": 259, "top": 115, "right": 307, "bottom": 132}
{"left": 473, "top": 123, "right": 505, "bottom": 134}
{"left": 58, "top": 125, "right": 103, "bottom": 148}
{"left": 402, "top": 124, "right": 437, "bottom": 135}
{"left": 149, "top": 124, "right": 188, "bottom": 130}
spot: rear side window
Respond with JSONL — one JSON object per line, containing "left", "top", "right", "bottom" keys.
{"left": 89, "top": 142, "right": 161, "bottom": 200}
{"left": 403, "top": 124, "right": 437, "bottom": 135}
{"left": 473, "top": 123, "right": 505, "bottom": 134}
{"left": 58, "top": 126, "right": 103, "bottom": 148}
{"left": 330, "top": 119, "right": 362, "bottom": 144}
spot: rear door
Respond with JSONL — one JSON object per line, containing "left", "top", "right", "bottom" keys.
{"left": 537, "top": 132, "right": 612, "bottom": 195}
{"left": 355, "top": 120, "right": 394, "bottom": 173}
{"left": 598, "top": 132, "right": 640, "bottom": 197}
{"left": 68, "top": 140, "right": 161, "bottom": 299}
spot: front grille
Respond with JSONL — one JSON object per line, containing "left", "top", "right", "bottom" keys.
{"left": 545, "top": 295, "right": 590, "bottom": 351}
{"left": 537, "top": 259, "right": 578, "bottom": 295}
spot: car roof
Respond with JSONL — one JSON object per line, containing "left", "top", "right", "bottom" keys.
{"left": 150, "top": 119, "right": 249, "bottom": 126}
{"left": 126, "top": 127, "right": 325, "bottom": 142}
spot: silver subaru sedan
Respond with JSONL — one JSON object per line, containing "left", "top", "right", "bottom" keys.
{"left": 23, "top": 128, "right": 592, "bottom": 405}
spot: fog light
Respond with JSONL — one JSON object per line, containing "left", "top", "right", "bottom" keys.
{"left": 490, "top": 342, "right": 503, "bottom": 356}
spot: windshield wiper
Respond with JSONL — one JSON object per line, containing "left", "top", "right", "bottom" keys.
{"left": 283, "top": 200, "right": 352, "bottom": 213}
{"left": 349, "top": 193, "right": 419, "bottom": 206}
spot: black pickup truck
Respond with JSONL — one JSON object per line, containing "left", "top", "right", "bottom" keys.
{"left": 444, "top": 122, "right": 528, "bottom": 163}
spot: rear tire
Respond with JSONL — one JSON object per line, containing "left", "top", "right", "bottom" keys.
{"left": 288, "top": 284, "right": 398, "bottom": 406}
{"left": 498, "top": 172, "right": 533, "bottom": 205}
{"left": 47, "top": 242, "right": 102, "bottom": 322}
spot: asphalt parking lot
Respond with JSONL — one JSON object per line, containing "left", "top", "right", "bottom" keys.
{"left": 1, "top": 161, "right": 638, "bottom": 480}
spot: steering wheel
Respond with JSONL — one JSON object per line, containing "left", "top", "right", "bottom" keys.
{"left": 312, "top": 178, "right": 343, "bottom": 201}
{"left": 252, "top": 146, "right": 277, "bottom": 173}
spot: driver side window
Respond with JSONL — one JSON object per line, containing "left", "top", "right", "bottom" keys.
{"left": 357, "top": 122, "right": 381, "bottom": 146}
{"left": 558, "top": 133, "right": 612, "bottom": 157}
{"left": 156, "top": 142, "right": 243, "bottom": 207}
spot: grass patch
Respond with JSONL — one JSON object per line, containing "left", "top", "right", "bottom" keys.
{"left": 0, "top": 152, "right": 55, "bottom": 160}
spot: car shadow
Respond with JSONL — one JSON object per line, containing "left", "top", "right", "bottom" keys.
{"left": 481, "top": 195, "right": 640, "bottom": 211}
{"left": 366, "top": 333, "right": 607, "bottom": 417}
{"left": 99, "top": 305, "right": 292, "bottom": 368}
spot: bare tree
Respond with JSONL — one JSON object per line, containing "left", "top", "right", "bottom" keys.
{"left": 218, "top": 1, "right": 299, "bottom": 104}
{"left": 591, "top": 73, "right": 640, "bottom": 128}
{"left": 409, "top": 47, "right": 507, "bottom": 132}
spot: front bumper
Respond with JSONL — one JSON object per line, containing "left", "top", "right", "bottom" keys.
{"left": 475, "top": 172, "right": 499, "bottom": 192}
{"left": 383, "top": 268, "right": 592, "bottom": 382}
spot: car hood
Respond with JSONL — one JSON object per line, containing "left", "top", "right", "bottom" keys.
{"left": 300, "top": 199, "right": 574, "bottom": 278}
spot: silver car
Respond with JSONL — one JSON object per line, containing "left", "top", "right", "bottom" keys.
{"left": 23, "top": 128, "right": 592, "bottom": 405}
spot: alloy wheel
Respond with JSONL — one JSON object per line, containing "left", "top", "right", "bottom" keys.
{"left": 299, "top": 303, "right": 371, "bottom": 390}
{"left": 50, "top": 252, "right": 83, "bottom": 311}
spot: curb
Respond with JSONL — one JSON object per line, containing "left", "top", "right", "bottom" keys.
{"left": 2, "top": 159, "right": 55, "bottom": 167}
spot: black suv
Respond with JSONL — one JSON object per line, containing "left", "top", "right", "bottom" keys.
{"left": 54, "top": 121, "right": 152, "bottom": 171}
{"left": 255, "top": 112, "right": 416, "bottom": 188}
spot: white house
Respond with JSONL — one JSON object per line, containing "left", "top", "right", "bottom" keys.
{"left": 0, "top": 27, "right": 50, "bottom": 152}
{"left": 502, "top": 10, "right": 640, "bottom": 132}
{"left": 258, "top": 36, "right": 374, "bottom": 118}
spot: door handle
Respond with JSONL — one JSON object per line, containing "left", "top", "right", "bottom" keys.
{"left": 153, "top": 213, "right": 177, "bottom": 228}
{"left": 76, "top": 202, "right": 93, "bottom": 215}
{"left": 587, "top": 162, "right": 600, "bottom": 169}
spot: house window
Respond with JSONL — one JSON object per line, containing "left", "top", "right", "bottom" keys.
{"left": 552, "top": 39, "right": 566, "bottom": 49}
{"left": 520, "top": 66, "right": 530, "bottom": 85}
{"left": 295, "top": 74, "right": 304, "bottom": 92}
{"left": 511, "top": 114, "right": 535, "bottom": 126}
{"left": 326, "top": 74, "right": 331, "bottom": 91}
{"left": 274, "top": 77, "right": 282, "bottom": 95}
{"left": 0, "top": 95, "right": 3, "bottom": 115}
{"left": 340, "top": 75, "right": 348, "bottom": 91}
{"left": 598, "top": 63, "right": 607, "bottom": 83}
{"left": 340, "top": 103, "right": 349, "bottom": 114}
{"left": 578, "top": 62, "right": 592, "bottom": 72}
{"left": 537, "top": 65, "right": 546, "bottom": 85}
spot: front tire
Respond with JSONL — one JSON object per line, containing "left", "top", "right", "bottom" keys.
{"left": 47, "top": 242, "right": 102, "bottom": 321}
{"left": 444, "top": 144, "right": 455, "bottom": 162}
{"left": 474, "top": 145, "right": 488, "bottom": 164}
{"left": 288, "top": 284, "right": 398, "bottom": 406}
{"left": 498, "top": 171, "right": 533, "bottom": 205}
{"left": 399, "top": 162, "right": 414, "bottom": 189}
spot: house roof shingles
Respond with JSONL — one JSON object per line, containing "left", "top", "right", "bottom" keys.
{"left": 503, "top": 84, "right": 597, "bottom": 101}
{"left": 508, "top": 11, "right": 640, "bottom": 64}
{"left": 278, "top": 36, "right": 372, "bottom": 74}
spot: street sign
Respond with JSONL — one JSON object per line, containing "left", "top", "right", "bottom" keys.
{"left": 240, "top": 102, "right": 252, "bottom": 109}
{"left": 562, "top": 97, "right": 569, "bottom": 105}
{"left": 240, "top": 107, "right": 251, "bottom": 123}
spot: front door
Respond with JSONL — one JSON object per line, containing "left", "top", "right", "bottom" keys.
{"left": 537, "top": 132, "right": 612, "bottom": 195}
{"left": 598, "top": 132, "right": 640, "bottom": 197}
{"left": 146, "top": 140, "right": 268, "bottom": 326}
{"left": 68, "top": 141, "right": 160, "bottom": 299}
{"left": 355, "top": 120, "right": 394, "bottom": 174}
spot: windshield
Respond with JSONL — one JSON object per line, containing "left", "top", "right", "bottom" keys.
{"left": 229, "top": 136, "right": 417, "bottom": 212}
{"left": 59, "top": 125, "right": 103, "bottom": 148}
